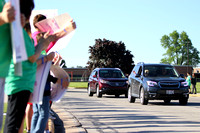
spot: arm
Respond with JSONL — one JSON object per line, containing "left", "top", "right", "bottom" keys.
{"left": 36, "top": 52, "right": 55, "bottom": 66}
{"left": 28, "top": 33, "right": 56, "bottom": 63}
{"left": 28, "top": 40, "right": 46, "bottom": 63}
{"left": 0, "top": 2, "right": 15, "bottom": 25}
{"left": 57, "top": 21, "right": 76, "bottom": 39}
{"left": 54, "top": 57, "right": 62, "bottom": 66}
{"left": 49, "top": 74, "right": 69, "bottom": 88}
{"left": 53, "top": 52, "right": 62, "bottom": 66}
{"left": 45, "top": 21, "right": 76, "bottom": 52}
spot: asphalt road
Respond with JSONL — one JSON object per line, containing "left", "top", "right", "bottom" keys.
{"left": 55, "top": 88, "right": 200, "bottom": 133}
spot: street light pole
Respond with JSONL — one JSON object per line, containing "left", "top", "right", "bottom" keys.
{"left": 187, "top": 42, "right": 189, "bottom": 73}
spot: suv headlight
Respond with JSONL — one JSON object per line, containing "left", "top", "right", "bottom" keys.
{"left": 100, "top": 79, "right": 109, "bottom": 84}
{"left": 181, "top": 81, "right": 188, "bottom": 87}
{"left": 147, "top": 81, "right": 157, "bottom": 87}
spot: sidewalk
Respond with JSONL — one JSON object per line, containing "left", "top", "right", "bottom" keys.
{"left": 51, "top": 104, "right": 87, "bottom": 133}
{"left": 3, "top": 94, "right": 87, "bottom": 133}
{"left": 189, "top": 93, "right": 200, "bottom": 97}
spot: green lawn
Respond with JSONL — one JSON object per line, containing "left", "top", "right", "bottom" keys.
{"left": 69, "top": 82, "right": 88, "bottom": 88}
{"left": 69, "top": 82, "right": 200, "bottom": 92}
{"left": 196, "top": 82, "right": 200, "bottom": 93}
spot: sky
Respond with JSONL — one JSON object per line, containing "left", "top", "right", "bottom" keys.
{"left": 34, "top": 0, "right": 200, "bottom": 68}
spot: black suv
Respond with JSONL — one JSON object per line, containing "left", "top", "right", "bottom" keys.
{"left": 128, "top": 63, "right": 189, "bottom": 105}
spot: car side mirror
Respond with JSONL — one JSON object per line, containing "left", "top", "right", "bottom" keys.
{"left": 93, "top": 75, "right": 97, "bottom": 78}
{"left": 179, "top": 74, "right": 184, "bottom": 78}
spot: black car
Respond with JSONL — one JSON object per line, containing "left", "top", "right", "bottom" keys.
{"left": 87, "top": 68, "right": 128, "bottom": 98}
{"left": 128, "top": 63, "right": 189, "bottom": 105}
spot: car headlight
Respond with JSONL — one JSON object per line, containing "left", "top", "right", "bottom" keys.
{"left": 181, "top": 81, "right": 188, "bottom": 87}
{"left": 147, "top": 81, "right": 157, "bottom": 87}
{"left": 100, "top": 79, "right": 109, "bottom": 84}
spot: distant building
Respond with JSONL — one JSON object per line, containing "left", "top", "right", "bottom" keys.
{"left": 64, "top": 68, "right": 90, "bottom": 82}
{"left": 63, "top": 65, "right": 196, "bottom": 82}
{"left": 173, "top": 65, "right": 193, "bottom": 77}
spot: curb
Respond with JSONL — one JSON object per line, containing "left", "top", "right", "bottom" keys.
{"left": 51, "top": 105, "right": 87, "bottom": 133}
{"left": 68, "top": 87, "right": 87, "bottom": 89}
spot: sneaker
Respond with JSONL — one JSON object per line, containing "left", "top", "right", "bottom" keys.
{"left": 24, "top": 128, "right": 30, "bottom": 133}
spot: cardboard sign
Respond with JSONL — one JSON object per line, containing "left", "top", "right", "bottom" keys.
{"left": 50, "top": 65, "right": 70, "bottom": 102}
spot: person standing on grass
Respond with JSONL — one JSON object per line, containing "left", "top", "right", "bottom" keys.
{"left": 191, "top": 73, "right": 197, "bottom": 94}
{"left": 186, "top": 72, "right": 191, "bottom": 93}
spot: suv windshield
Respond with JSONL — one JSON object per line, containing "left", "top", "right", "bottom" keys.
{"left": 144, "top": 65, "right": 179, "bottom": 77}
{"left": 99, "top": 70, "right": 125, "bottom": 78}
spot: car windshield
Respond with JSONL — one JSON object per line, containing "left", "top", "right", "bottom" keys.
{"left": 99, "top": 70, "right": 125, "bottom": 78}
{"left": 144, "top": 65, "right": 179, "bottom": 77}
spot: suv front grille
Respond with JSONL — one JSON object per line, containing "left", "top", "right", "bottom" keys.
{"left": 109, "top": 82, "right": 125, "bottom": 86}
{"left": 158, "top": 81, "right": 180, "bottom": 88}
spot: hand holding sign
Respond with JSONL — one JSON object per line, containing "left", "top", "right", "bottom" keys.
{"left": 35, "top": 13, "right": 76, "bottom": 35}
{"left": 35, "top": 13, "right": 76, "bottom": 53}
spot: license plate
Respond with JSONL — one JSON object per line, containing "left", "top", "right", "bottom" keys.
{"left": 166, "top": 90, "right": 174, "bottom": 94}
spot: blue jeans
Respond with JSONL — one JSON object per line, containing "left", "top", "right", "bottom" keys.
{"left": 31, "top": 96, "right": 50, "bottom": 133}
{"left": 0, "top": 78, "right": 5, "bottom": 130}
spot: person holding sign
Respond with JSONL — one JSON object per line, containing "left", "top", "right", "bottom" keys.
{"left": 3, "top": 0, "right": 56, "bottom": 132}
{"left": 31, "top": 15, "right": 70, "bottom": 132}
{"left": 32, "top": 14, "right": 76, "bottom": 53}
{"left": 0, "top": 0, "right": 23, "bottom": 130}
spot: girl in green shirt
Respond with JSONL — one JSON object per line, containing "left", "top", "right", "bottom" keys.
{"left": 3, "top": 0, "right": 56, "bottom": 132}
{"left": 0, "top": 0, "right": 15, "bottom": 130}
{"left": 186, "top": 72, "right": 191, "bottom": 93}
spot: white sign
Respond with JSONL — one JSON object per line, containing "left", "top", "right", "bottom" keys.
{"left": 30, "top": 59, "right": 52, "bottom": 103}
{"left": 10, "top": 0, "right": 27, "bottom": 64}
{"left": 50, "top": 65, "right": 70, "bottom": 102}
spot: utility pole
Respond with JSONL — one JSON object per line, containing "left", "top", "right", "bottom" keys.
{"left": 186, "top": 41, "right": 190, "bottom": 73}
{"left": 187, "top": 42, "right": 189, "bottom": 73}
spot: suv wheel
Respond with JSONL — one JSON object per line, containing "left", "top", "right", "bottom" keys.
{"left": 140, "top": 87, "right": 148, "bottom": 105}
{"left": 128, "top": 87, "right": 135, "bottom": 103}
{"left": 87, "top": 85, "right": 93, "bottom": 96}
{"left": 96, "top": 85, "right": 102, "bottom": 98}
{"left": 179, "top": 98, "right": 188, "bottom": 105}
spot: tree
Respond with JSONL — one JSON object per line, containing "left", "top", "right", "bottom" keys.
{"left": 87, "top": 38, "right": 134, "bottom": 74}
{"left": 160, "top": 30, "right": 200, "bottom": 66}
{"left": 76, "top": 66, "right": 86, "bottom": 68}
